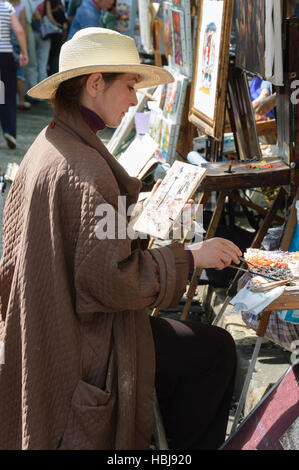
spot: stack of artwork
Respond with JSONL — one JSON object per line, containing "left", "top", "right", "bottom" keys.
{"left": 137, "top": 0, "right": 193, "bottom": 77}
{"left": 162, "top": 0, "right": 193, "bottom": 78}
{"left": 107, "top": 89, "right": 153, "bottom": 156}
{"left": 116, "top": 0, "right": 138, "bottom": 37}
{"left": 147, "top": 68, "right": 188, "bottom": 164}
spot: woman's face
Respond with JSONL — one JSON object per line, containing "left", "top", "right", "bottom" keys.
{"left": 92, "top": 73, "right": 139, "bottom": 127}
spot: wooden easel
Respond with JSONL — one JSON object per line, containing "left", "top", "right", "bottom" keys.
{"left": 149, "top": 14, "right": 299, "bottom": 322}
{"left": 180, "top": 10, "right": 299, "bottom": 320}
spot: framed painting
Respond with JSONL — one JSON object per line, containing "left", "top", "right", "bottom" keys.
{"left": 169, "top": 0, "right": 193, "bottom": 78}
{"left": 162, "top": 2, "right": 173, "bottom": 59}
{"left": 116, "top": 0, "right": 138, "bottom": 38}
{"left": 189, "top": 0, "right": 234, "bottom": 140}
{"left": 233, "top": 0, "right": 265, "bottom": 76}
{"left": 147, "top": 69, "right": 188, "bottom": 163}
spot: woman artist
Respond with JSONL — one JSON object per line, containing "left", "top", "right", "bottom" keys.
{"left": 0, "top": 27, "right": 241, "bottom": 450}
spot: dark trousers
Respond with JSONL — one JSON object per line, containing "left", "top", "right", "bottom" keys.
{"left": 48, "top": 34, "right": 63, "bottom": 76}
{"left": 150, "top": 316, "right": 237, "bottom": 450}
{"left": 0, "top": 53, "right": 17, "bottom": 137}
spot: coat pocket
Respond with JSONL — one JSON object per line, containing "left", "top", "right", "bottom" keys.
{"left": 60, "top": 352, "right": 116, "bottom": 450}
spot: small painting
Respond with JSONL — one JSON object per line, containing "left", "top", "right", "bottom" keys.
{"left": 189, "top": 0, "right": 234, "bottom": 140}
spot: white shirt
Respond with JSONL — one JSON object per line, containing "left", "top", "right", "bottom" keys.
{"left": 0, "top": 1, "right": 15, "bottom": 53}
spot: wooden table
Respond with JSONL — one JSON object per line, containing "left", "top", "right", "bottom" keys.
{"left": 198, "top": 158, "right": 296, "bottom": 192}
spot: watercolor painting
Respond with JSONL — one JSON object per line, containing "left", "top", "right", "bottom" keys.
{"left": 189, "top": 0, "right": 234, "bottom": 140}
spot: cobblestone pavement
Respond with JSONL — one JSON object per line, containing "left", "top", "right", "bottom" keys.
{"left": 0, "top": 101, "right": 53, "bottom": 173}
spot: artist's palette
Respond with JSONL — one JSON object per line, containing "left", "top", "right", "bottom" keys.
{"left": 244, "top": 249, "right": 299, "bottom": 280}
{"left": 201, "top": 158, "right": 287, "bottom": 176}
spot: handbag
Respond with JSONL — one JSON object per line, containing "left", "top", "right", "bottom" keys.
{"left": 31, "top": 18, "right": 41, "bottom": 32}
{"left": 28, "top": 0, "right": 41, "bottom": 32}
{"left": 40, "top": 16, "right": 62, "bottom": 40}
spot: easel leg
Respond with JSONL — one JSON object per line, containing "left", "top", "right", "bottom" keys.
{"left": 148, "top": 238, "right": 155, "bottom": 249}
{"left": 152, "top": 388, "right": 169, "bottom": 450}
{"left": 181, "top": 192, "right": 227, "bottom": 321}
{"left": 212, "top": 296, "right": 231, "bottom": 326}
{"left": 230, "top": 310, "right": 272, "bottom": 434}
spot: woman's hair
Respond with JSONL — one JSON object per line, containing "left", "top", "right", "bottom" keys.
{"left": 51, "top": 73, "right": 120, "bottom": 114}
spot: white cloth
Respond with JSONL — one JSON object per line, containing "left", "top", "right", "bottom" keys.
{"left": 265, "top": 0, "right": 283, "bottom": 86}
{"left": 230, "top": 279, "right": 285, "bottom": 315}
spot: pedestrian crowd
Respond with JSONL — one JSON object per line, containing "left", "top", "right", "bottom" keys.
{"left": 0, "top": 0, "right": 116, "bottom": 149}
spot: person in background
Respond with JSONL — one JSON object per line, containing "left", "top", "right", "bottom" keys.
{"left": 31, "top": 1, "right": 51, "bottom": 83}
{"left": 44, "top": 0, "right": 68, "bottom": 75}
{"left": 66, "top": 0, "right": 81, "bottom": 25}
{"left": 33, "top": 0, "right": 67, "bottom": 79}
{"left": 250, "top": 78, "right": 275, "bottom": 120}
{"left": 252, "top": 0, "right": 299, "bottom": 119}
{"left": 21, "top": 0, "right": 43, "bottom": 93}
{"left": 0, "top": 28, "right": 240, "bottom": 450}
{"left": 67, "top": 0, "right": 115, "bottom": 39}
{"left": 10, "top": 0, "right": 31, "bottom": 110}
{"left": 102, "top": 0, "right": 117, "bottom": 30}
{"left": 0, "top": 0, "right": 28, "bottom": 149}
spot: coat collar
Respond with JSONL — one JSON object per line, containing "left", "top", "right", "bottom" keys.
{"left": 53, "top": 110, "right": 142, "bottom": 204}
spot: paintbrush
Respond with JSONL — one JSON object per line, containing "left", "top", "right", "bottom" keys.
{"left": 251, "top": 279, "right": 293, "bottom": 292}
{"left": 229, "top": 263, "right": 281, "bottom": 281}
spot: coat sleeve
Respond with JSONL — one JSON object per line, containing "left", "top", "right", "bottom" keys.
{"left": 74, "top": 186, "right": 190, "bottom": 317}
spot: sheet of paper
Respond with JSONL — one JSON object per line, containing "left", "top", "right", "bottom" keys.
{"left": 117, "top": 134, "right": 159, "bottom": 178}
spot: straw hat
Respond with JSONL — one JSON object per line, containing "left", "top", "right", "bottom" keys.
{"left": 28, "top": 27, "right": 174, "bottom": 99}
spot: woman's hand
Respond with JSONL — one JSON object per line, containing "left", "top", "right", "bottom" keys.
{"left": 188, "top": 238, "right": 242, "bottom": 270}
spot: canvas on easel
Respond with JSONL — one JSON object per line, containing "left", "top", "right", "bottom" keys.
{"left": 189, "top": 0, "right": 234, "bottom": 140}
{"left": 233, "top": 0, "right": 283, "bottom": 86}
{"left": 226, "top": 65, "right": 262, "bottom": 160}
{"left": 132, "top": 160, "right": 207, "bottom": 239}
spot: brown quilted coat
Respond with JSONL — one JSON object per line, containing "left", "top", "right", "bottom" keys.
{"left": 0, "top": 110, "right": 190, "bottom": 450}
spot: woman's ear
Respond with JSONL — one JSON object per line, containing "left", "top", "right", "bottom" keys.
{"left": 85, "top": 73, "right": 104, "bottom": 98}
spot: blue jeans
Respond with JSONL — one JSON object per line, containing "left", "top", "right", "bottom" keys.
{"left": 67, "top": 0, "right": 104, "bottom": 40}
{"left": 34, "top": 32, "right": 51, "bottom": 83}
